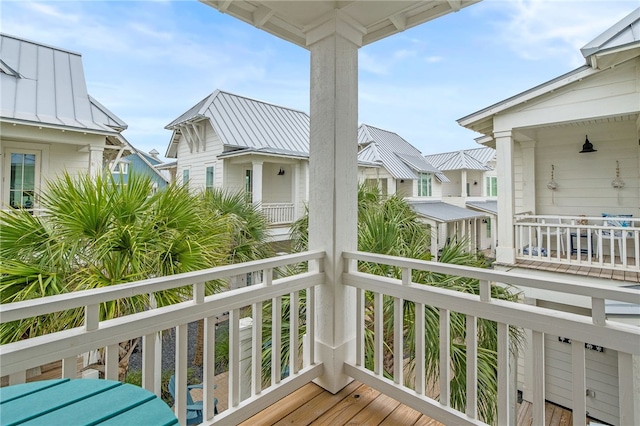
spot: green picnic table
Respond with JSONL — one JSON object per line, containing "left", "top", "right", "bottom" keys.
{"left": 0, "top": 378, "right": 178, "bottom": 426}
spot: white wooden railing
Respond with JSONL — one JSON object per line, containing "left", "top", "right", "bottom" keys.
{"left": 261, "top": 203, "right": 295, "bottom": 225}
{"left": 343, "top": 251, "right": 640, "bottom": 426}
{"left": 515, "top": 214, "right": 640, "bottom": 272}
{"left": 0, "top": 251, "right": 325, "bottom": 426}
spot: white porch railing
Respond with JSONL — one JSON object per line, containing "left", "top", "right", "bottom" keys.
{"left": 343, "top": 251, "right": 640, "bottom": 426}
{"left": 262, "top": 202, "right": 295, "bottom": 225}
{"left": 515, "top": 214, "right": 640, "bottom": 272}
{"left": 0, "top": 251, "right": 325, "bottom": 426}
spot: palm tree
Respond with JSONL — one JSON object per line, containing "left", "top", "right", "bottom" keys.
{"left": 0, "top": 172, "right": 230, "bottom": 377}
{"left": 270, "top": 184, "right": 520, "bottom": 424}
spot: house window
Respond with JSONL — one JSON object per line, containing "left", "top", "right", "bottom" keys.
{"left": 7, "top": 152, "right": 38, "bottom": 209}
{"left": 486, "top": 176, "right": 498, "bottom": 197}
{"left": 183, "top": 169, "right": 190, "bottom": 187}
{"left": 418, "top": 173, "right": 432, "bottom": 197}
{"left": 111, "top": 161, "right": 129, "bottom": 174}
{"left": 205, "top": 166, "right": 214, "bottom": 192}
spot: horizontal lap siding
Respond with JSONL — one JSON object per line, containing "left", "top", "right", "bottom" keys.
{"left": 177, "top": 124, "right": 222, "bottom": 191}
{"left": 544, "top": 334, "right": 619, "bottom": 425}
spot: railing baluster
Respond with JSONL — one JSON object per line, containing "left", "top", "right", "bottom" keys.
{"left": 498, "top": 322, "right": 509, "bottom": 425}
{"left": 290, "top": 291, "right": 299, "bottom": 375}
{"left": 307, "top": 285, "right": 315, "bottom": 366}
{"left": 252, "top": 302, "right": 262, "bottom": 396}
{"left": 592, "top": 297, "right": 606, "bottom": 326}
{"left": 8, "top": 371, "right": 26, "bottom": 386}
{"left": 532, "top": 331, "right": 545, "bottom": 426}
{"left": 204, "top": 316, "right": 216, "bottom": 420}
{"left": 374, "top": 292, "right": 383, "bottom": 376}
{"left": 85, "top": 304, "right": 99, "bottom": 331}
{"left": 229, "top": 308, "right": 240, "bottom": 407}
{"left": 439, "top": 308, "right": 450, "bottom": 407}
{"left": 618, "top": 351, "right": 636, "bottom": 425}
{"left": 142, "top": 333, "right": 156, "bottom": 393}
{"left": 415, "top": 301, "right": 425, "bottom": 396}
{"left": 393, "top": 296, "right": 403, "bottom": 385}
{"left": 193, "top": 282, "right": 204, "bottom": 304}
{"left": 175, "top": 324, "right": 188, "bottom": 426}
{"left": 465, "top": 314, "right": 477, "bottom": 419}
{"left": 571, "top": 340, "right": 586, "bottom": 426}
{"left": 62, "top": 356, "right": 77, "bottom": 379}
{"left": 480, "top": 279, "right": 491, "bottom": 302}
{"left": 105, "top": 344, "right": 118, "bottom": 380}
{"left": 271, "top": 297, "right": 282, "bottom": 385}
{"left": 356, "top": 287, "right": 364, "bottom": 367}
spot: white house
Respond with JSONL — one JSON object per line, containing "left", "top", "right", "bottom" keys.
{"left": 0, "top": 33, "right": 129, "bottom": 210}
{"left": 458, "top": 8, "right": 640, "bottom": 425}
{"left": 425, "top": 147, "right": 498, "bottom": 255}
{"left": 164, "top": 90, "right": 310, "bottom": 240}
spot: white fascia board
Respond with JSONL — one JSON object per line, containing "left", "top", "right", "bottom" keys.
{"left": 0, "top": 117, "right": 118, "bottom": 137}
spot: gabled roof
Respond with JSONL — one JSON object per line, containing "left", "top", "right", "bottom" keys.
{"left": 466, "top": 200, "right": 498, "bottom": 215}
{"left": 357, "top": 124, "right": 445, "bottom": 181}
{"left": 457, "top": 8, "right": 640, "bottom": 136}
{"left": 0, "top": 33, "right": 126, "bottom": 134}
{"left": 425, "top": 147, "right": 495, "bottom": 171}
{"left": 581, "top": 7, "right": 640, "bottom": 68}
{"left": 410, "top": 201, "right": 487, "bottom": 223}
{"left": 165, "top": 90, "right": 309, "bottom": 158}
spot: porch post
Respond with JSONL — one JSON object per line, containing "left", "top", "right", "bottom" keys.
{"left": 520, "top": 140, "right": 536, "bottom": 214}
{"left": 306, "top": 14, "right": 362, "bottom": 393}
{"left": 461, "top": 169, "right": 467, "bottom": 197}
{"left": 495, "top": 130, "right": 516, "bottom": 264}
{"left": 252, "top": 160, "right": 263, "bottom": 207}
{"left": 88, "top": 146, "right": 104, "bottom": 178}
{"left": 388, "top": 177, "right": 397, "bottom": 196}
{"left": 293, "top": 163, "right": 301, "bottom": 220}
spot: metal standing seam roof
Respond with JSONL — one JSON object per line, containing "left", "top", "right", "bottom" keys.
{"left": 357, "top": 124, "right": 443, "bottom": 181}
{"left": 0, "top": 33, "right": 126, "bottom": 134}
{"left": 165, "top": 90, "right": 309, "bottom": 158}
{"left": 425, "top": 147, "right": 495, "bottom": 171}
{"left": 466, "top": 200, "right": 498, "bottom": 215}
{"left": 409, "top": 201, "right": 488, "bottom": 223}
{"left": 581, "top": 7, "right": 640, "bottom": 58}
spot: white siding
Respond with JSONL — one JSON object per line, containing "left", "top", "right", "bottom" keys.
{"left": 176, "top": 123, "right": 223, "bottom": 191}
{"left": 262, "top": 163, "right": 292, "bottom": 203}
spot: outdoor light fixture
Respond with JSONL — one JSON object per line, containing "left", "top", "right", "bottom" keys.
{"left": 277, "top": 168, "right": 285, "bottom": 176}
{"left": 579, "top": 135, "right": 597, "bottom": 153}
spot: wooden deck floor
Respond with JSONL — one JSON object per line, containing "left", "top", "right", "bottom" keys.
{"left": 514, "top": 252, "right": 639, "bottom": 283}
{"left": 238, "top": 381, "right": 600, "bottom": 426}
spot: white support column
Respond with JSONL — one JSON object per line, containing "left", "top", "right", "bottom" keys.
{"left": 461, "top": 169, "right": 467, "bottom": 197}
{"left": 495, "top": 130, "right": 516, "bottom": 264}
{"left": 293, "top": 163, "right": 301, "bottom": 219}
{"left": 431, "top": 222, "right": 439, "bottom": 261}
{"left": 520, "top": 140, "right": 537, "bottom": 215}
{"left": 252, "top": 161, "right": 263, "bottom": 207}
{"left": 387, "top": 177, "right": 397, "bottom": 196}
{"left": 307, "top": 15, "right": 362, "bottom": 394}
{"left": 88, "top": 146, "right": 104, "bottom": 178}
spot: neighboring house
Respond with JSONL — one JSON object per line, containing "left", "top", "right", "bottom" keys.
{"left": 357, "top": 124, "right": 489, "bottom": 258}
{"left": 165, "top": 90, "right": 310, "bottom": 241}
{"left": 0, "top": 34, "right": 128, "bottom": 210}
{"left": 426, "top": 147, "right": 498, "bottom": 255}
{"left": 111, "top": 148, "right": 169, "bottom": 191}
{"left": 458, "top": 9, "right": 640, "bottom": 425}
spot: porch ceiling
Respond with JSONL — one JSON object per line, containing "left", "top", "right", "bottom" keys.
{"left": 199, "top": 0, "right": 481, "bottom": 47}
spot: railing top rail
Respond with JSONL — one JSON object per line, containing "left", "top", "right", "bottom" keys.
{"left": 344, "top": 250, "right": 640, "bottom": 304}
{"left": 515, "top": 213, "right": 639, "bottom": 222}
{"left": 0, "top": 250, "right": 324, "bottom": 323}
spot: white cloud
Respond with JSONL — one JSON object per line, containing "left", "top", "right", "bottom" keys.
{"left": 483, "top": 0, "right": 637, "bottom": 67}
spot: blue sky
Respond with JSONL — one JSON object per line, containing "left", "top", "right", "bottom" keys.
{"left": 1, "top": 1, "right": 637, "bottom": 159}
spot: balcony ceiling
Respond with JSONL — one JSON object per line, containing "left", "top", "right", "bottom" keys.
{"left": 200, "top": 0, "right": 481, "bottom": 48}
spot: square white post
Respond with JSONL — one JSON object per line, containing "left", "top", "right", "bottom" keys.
{"left": 495, "top": 130, "right": 516, "bottom": 264}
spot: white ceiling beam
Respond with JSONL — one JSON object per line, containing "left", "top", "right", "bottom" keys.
{"left": 447, "top": 0, "right": 462, "bottom": 12}
{"left": 253, "top": 5, "right": 274, "bottom": 28}
{"left": 389, "top": 14, "right": 406, "bottom": 32}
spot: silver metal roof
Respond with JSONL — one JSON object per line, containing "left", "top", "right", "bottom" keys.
{"left": 357, "top": 124, "right": 442, "bottom": 181}
{"left": 581, "top": 8, "right": 640, "bottom": 58}
{"left": 410, "top": 201, "right": 487, "bottom": 223}
{"left": 466, "top": 200, "right": 498, "bottom": 215}
{"left": 166, "top": 90, "right": 309, "bottom": 158}
{"left": 426, "top": 147, "right": 495, "bottom": 171}
{"left": 0, "top": 33, "right": 126, "bottom": 134}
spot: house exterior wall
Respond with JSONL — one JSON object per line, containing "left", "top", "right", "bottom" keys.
{"left": 0, "top": 125, "right": 106, "bottom": 208}
{"left": 176, "top": 123, "right": 223, "bottom": 190}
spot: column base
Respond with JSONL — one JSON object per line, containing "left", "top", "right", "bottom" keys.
{"left": 495, "top": 246, "right": 516, "bottom": 265}
{"left": 312, "top": 338, "right": 355, "bottom": 394}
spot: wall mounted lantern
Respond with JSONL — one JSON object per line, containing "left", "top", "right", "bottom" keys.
{"left": 277, "top": 167, "right": 285, "bottom": 176}
{"left": 579, "top": 135, "right": 597, "bottom": 153}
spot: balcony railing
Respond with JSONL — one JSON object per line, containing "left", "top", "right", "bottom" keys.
{"left": 261, "top": 203, "right": 295, "bottom": 225}
{"left": 515, "top": 214, "right": 640, "bottom": 272}
{"left": 2, "top": 251, "right": 638, "bottom": 425}
{"left": 342, "top": 251, "right": 639, "bottom": 426}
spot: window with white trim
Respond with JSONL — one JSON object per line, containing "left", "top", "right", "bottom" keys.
{"left": 205, "top": 166, "right": 214, "bottom": 192}
{"left": 5, "top": 150, "right": 39, "bottom": 210}
{"left": 485, "top": 176, "right": 497, "bottom": 197}
{"left": 418, "top": 173, "right": 432, "bottom": 197}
